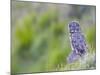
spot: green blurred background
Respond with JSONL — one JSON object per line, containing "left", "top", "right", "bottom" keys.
{"left": 11, "top": 1, "right": 96, "bottom": 74}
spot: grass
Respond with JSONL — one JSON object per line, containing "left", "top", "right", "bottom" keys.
{"left": 11, "top": 2, "right": 96, "bottom": 74}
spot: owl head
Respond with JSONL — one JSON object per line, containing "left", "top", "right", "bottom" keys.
{"left": 69, "top": 21, "right": 81, "bottom": 33}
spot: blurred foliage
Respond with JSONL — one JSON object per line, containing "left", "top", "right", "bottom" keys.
{"left": 11, "top": 1, "right": 96, "bottom": 74}
{"left": 86, "top": 26, "right": 96, "bottom": 48}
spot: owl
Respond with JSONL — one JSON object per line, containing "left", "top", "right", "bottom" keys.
{"left": 67, "top": 21, "right": 87, "bottom": 63}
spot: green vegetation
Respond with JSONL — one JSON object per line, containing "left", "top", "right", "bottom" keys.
{"left": 11, "top": 1, "right": 96, "bottom": 74}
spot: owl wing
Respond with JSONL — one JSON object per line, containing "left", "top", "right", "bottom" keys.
{"left": 71, "top": 33, "right": 86, "bottom": 55}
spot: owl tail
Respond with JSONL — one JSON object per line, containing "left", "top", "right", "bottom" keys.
{"left": 67, "top": 50, "right": 80, "bottom": 63}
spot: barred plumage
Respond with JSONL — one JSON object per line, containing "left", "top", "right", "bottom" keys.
{"left": 67, "top": 21, "right": 87, "bottom": 63}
